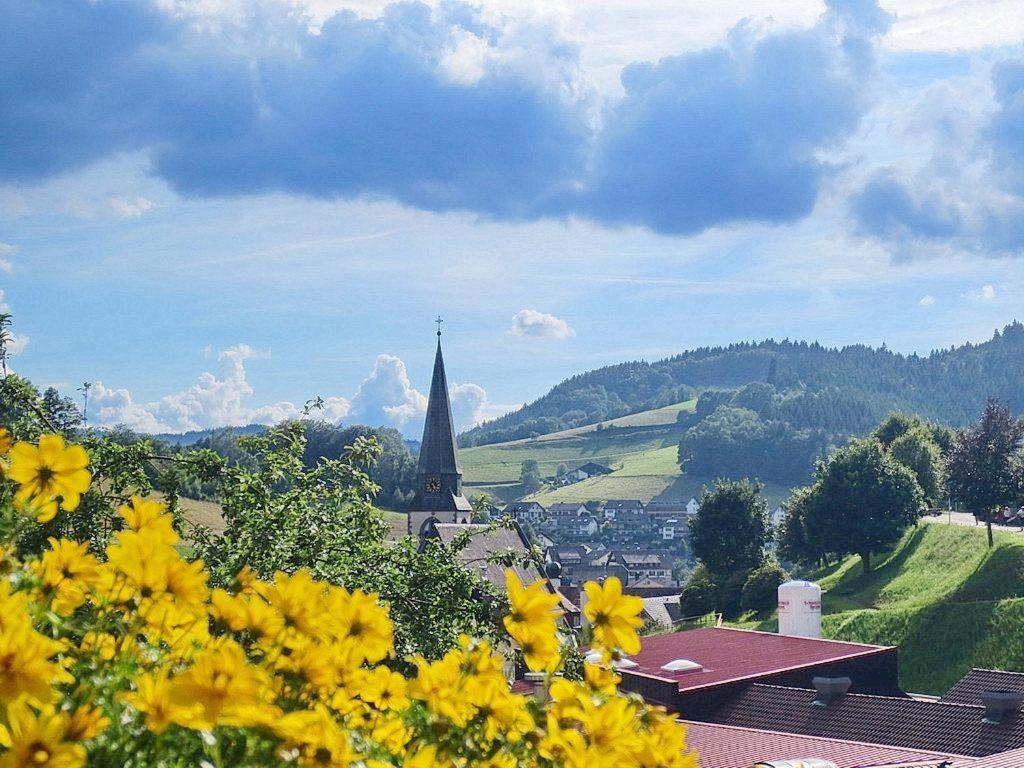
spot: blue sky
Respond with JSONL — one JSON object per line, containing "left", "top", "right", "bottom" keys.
{"left": 2, "top": 0, "right": 1023, "bottom": 435}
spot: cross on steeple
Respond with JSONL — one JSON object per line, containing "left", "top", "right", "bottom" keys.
{"left": 435, "top": 315, "right": 443, "bottom": 337}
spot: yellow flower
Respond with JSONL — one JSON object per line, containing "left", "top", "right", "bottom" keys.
{"left": 120, "top": 671, "right": 198, "bottom": 734}
{"left": 275, "top": 707, "right": 351, "bottom": 768}
{"left": 409, "top": 655, "right": 475, "bottom": 727}
{"left": 582, "top": 577, "right": 644, "bottom": 655}
{"left": 326, "top": 585, "right": 394, "bottom": 664}
{"left": 579, "top": 696, "right": 642, "bottom": 760}
{"left": 66, "top": 704, "right": 110, "bottom": 741}
{"left": 0, "top": 624, "right": 70, "bottom": 705}
{"left": 583, "top": 661, "right": 620, "bottom": 694}
{"left": 510, "top": 624, "right": 561, "bottom": 673}
{"left": 263, "top": 569, "right": 325, "bottom": 640}
{"left": 360, "top": 665, "right": 409, "bottom": 711}
{"left": 0, "top": 427, "right": 12, "bottom": 456}
{"left": 8, "top": 435, "right": 91, "bottom": 523}
{"left": 8, "top": 436, "right": 91, "bottom": 528}
{"left": 168, "top": 638, "right": 278, "bottom": 729}
{"left": 503, "top": 569, "right": 561, "bottom": 637}
{"left": 0, "top": 580, "right": 33, "bottom": 635}
{"left": 0, "top": 699, "right": 85, "bottom": 768}
{"left": 81, "top": 632, "right": 118, "bottom": 662}
{"left": 32, "top": 538, "right": 100, "bottom": 614}
{"left": 118, "top": 496, "right": 178, "bottom": 544}
{"left": 405, "top": 744, "right": 445, "bottom": 768}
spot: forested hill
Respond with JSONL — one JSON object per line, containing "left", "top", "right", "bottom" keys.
{"left": 461, "top": 321, "right": 1024, "bottom": 447}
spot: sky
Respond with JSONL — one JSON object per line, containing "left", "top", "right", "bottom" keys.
{"left": 2, "top": 0, "right": 1023, "bottom": 436}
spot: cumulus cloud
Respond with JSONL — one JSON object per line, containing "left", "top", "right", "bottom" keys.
{"left": 918, "top": 295, "right": 935, "bottom": 306}
{"left": 965, "top": 283, "right": 997, "bottom": 301}
{"left": 851, "top": 56, "right": 1024, "bottom": 256}
{"left": 0, "top": 0, "right": 890, "bottom": 235}
{"left": 91, "top": 344, "right": 311, "bottom": 433}
{"left": 510, "top": 309, "right": 575, "bottom": 340}
{"left": 348, "top": 355, "right": 427, "bottom": 430}
{"left": 578, "top": 0, "right": 892, "bottom": 233}
{"left": 90, "top": 345, "right": 487, "bottom": 435}
{"left": 6, "top": 333, "right": 28, "bottom": 356}
{"left": 0, "top": 242, "right": 14, "bottom": 272}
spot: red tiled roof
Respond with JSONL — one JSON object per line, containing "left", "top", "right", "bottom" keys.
{"left": 510, "top": 679, "right": 534, "bottom": 695}
{"left": 683, "top": 720, "right": 958, "bottom": 768}
{"left": 707, "top": 684, "right": 1024, "bottom": 758}
{"left": 624, "top": 627, "right": 893, "bottom": 692}
{"left": 941, "top": 669, "right": 1024, "bottom": 706}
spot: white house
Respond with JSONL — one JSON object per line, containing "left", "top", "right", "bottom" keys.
{"left": 686, "top": 497, "right": 699, "bottom": 515}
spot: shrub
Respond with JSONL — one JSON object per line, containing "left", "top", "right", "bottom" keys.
{"left": 741, "top": 560, "right": 790, "bottom": 613}
{"left": 679, "top": 564, "right": 718, "bottom": 617}
{"left": 0, "top": 430, "right": 699, "bottom": 767}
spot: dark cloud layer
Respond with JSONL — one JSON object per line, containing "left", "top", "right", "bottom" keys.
{"left": 1, "top": 0, "right": 889, "bottom": 234}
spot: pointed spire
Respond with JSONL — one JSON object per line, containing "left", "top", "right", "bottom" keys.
{"left": 418, "top": 335, "right": 460, "bottom": 476}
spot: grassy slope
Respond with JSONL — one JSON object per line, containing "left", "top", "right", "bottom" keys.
{"left": 744, "top": 524, "right": 1024, "bottom": 695}
{"left": 460, "top": 401, "right": 695, "bottom": 503}
{"left": 460, "top": 398, "right": 791, "bottom": 506}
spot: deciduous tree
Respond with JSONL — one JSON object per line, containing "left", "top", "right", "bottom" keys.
{"left": 946, "top": 399, "right": 1024, "bottom": 547}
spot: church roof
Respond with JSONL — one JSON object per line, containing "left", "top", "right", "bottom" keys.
{"left": 418, "top": 337, "right": 461, "bottom": 476}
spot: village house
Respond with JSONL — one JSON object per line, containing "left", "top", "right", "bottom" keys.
{"left": 611, "top": 550, "right": 676, "bottom": 585}
{"left": 603, "top": 498, "right": 646, "bottom": 520}
{"left": 547, "top": 501, "right": 588, "bottom": 518}
{"left": 646, "top": 500, "right": 694, "bottom": 541}
{"left": 504, "top": 500, "right": 546, "bottom": 524}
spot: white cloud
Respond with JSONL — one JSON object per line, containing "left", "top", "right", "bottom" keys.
{"left": 964, "top": 283, "right": 997, "bottom": 301}
{"left": 90, "top": 346, "right": 488, "bottom": 436}
{"left": 348, "top": 355, "right": 427, "bottom": 430}
{"left": 450, "top": 382, "right": 488, "bottom": 430}
{"left": 0, "top": 290, "right": 8, "bottom": 313}
{"left": 0, "top": 242, "right": 14, "bottom": 272}
{"left": 919, "top": 294, "right": 935, "bottom": 306}
{"left": 109, "top": 196, "right": 155, "bottom": 218}
{"left": 6, "top": 333, "right": 29, "bottom": 356}
{"left": 509, "top": 309, "right": 575, "bottom": 340}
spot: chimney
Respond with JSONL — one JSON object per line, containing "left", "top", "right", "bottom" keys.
{"left": 524, "top": 671, "right": 550, "bottom": 703}
{"left": 812, "top": 676, "right": 852, "bottom": 707}
{"left": 981, "top": 691, "right": 1024, "bottom": 724}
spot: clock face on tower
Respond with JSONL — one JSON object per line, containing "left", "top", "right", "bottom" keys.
{"left": 425, "top": 475, "right": 442, "bottom": 494}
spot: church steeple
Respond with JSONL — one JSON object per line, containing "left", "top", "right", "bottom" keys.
{"left": 410, "top": 320, "right": 471, "bottom": 522}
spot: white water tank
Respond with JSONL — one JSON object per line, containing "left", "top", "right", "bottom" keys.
{"left": 777, "top": 580, "right": 822, "bottom": 638}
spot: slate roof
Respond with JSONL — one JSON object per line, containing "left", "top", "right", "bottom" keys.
{"left": 617, "top": 551, "right": 672, "bottom": 567}
{"left": 623, "top": 627, "right": 892, "bottom": 693}
{"left": 647, "top": 501, "right": 691, "bottom": 515}
{"left": 682, "top": 720, "right": 958, "bottom": 768}
{"left": 642, "top": 595, "right": 683, "bottom": 628}
{"left": 549, "top": 502, "right": 586, "bottom": 515}
{"left": 707, "top": 683, "right": 1024, "bottom": 757}
{"left": 604, "top": 499, "right": 645, "bottom": 511}
{"left": 418, "top": 338, "right": 460, "bottom": 476}
{"left": 577, "top": 462, "right": 611, "bottom": 475}
{"left": 942, "top": 669, "right": 1024, "bottom": 706}
{"left": 505, "top": 501, "right": 545, "bottom": 514}
{"left": 429, "top": 523, "right": 579, "bottom": 616}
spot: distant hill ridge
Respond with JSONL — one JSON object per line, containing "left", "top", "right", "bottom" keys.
{"left": 461, "top": 321, "right": 1024, "bottom": 447}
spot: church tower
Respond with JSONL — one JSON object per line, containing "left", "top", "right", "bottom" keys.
{"left": 409, "top": 320, "right": 472, "bottom": 533}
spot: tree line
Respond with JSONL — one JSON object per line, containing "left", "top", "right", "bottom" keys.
{"left": 462, "top": 321, "right": 1024, "bottom": 446}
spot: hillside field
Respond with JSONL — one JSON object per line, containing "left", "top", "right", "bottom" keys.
{"left": 459, "top": 398, "right": 791, "bottom": 506}
{"left": 740, "top": 522, "right": 1024, "bottom": 695}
